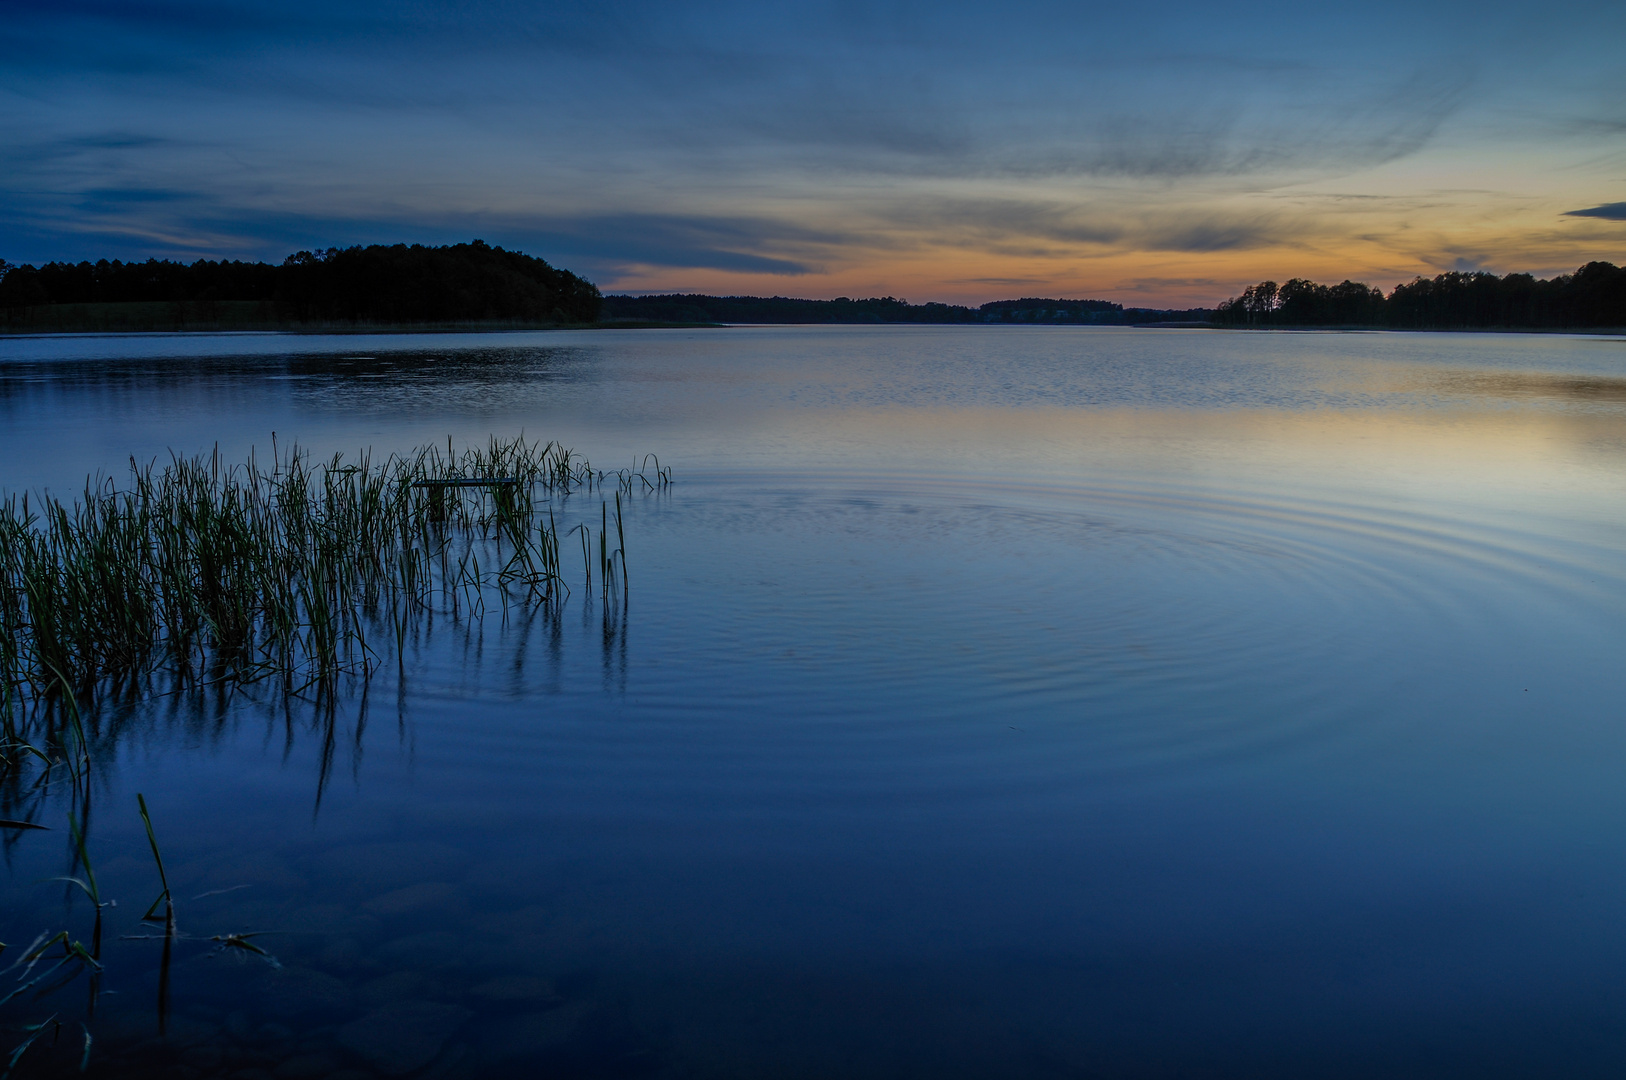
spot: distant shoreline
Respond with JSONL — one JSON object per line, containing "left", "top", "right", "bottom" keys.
{"left": 8, "top": 320, "right": 1626, "bottom": 339}
{"left": 6, "top": 244, "right": 1623, "bottom": 335}
{"left": 0, "top": 310, "right": 718, "bottom": 336}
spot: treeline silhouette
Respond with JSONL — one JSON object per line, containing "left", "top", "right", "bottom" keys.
{"left": 601, "top": 294, "right": 1210, "bottom": 324}
{"left": 14, "top": 243, "right": 1618, "bottom": 333}
{"left": 602, "top": 294, "right": 979, "bottom": 324}
{"left": 1217, "top": 262, "right": 1626, "bottom": 329}
{"left": 0, "top": 241, "right": 601, "bottom": 328}
{"left": 979, "top": 298, "right": 1216, "bottom": 323}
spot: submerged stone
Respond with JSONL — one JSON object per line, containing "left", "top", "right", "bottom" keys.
{"left": 337, "top": 1001, "right": 472, "bottom": 1076}
{"left": 364, "top": 881, "right": 462, "bottom": 916}
{"left": 272, "top": 1051, "right": 341, "bottom": 1079}
{"left": 264, "top": 967, "right": 358, "bottom": 1019}
{"left": 373, "top": 930, "right": 472, "bottom": 970}
{"left": 357, "top": 970, "right": 433, "bottom": 1009}
{"left": 469, "top": 975, "right": 563, "bottom": 1003}
{"left": 477, "top": 1002, "right": 593, "bottom": 1063}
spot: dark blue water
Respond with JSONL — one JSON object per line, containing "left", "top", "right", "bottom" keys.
{"left": 2, "top": 326, "right": 1625, "bottom": 1077}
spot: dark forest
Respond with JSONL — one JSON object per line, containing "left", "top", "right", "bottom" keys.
{"left": 4, "top": 244, "right": 1624, "bottom": 332}
{"left": 0, "top": 241, "right": 602, "bottom": 329}
{"left": 1216, "top": 262, "right": 1626, "bottom": 329}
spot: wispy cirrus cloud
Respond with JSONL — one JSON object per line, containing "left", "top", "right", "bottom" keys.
{"left": 2, "top": 0, "right": 1624, "bottom": 303}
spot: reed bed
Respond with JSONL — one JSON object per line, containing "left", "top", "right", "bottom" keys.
{"left": 0, "top": 437, "right": 666, "bottom": 731}
{"left": 0, "top": 439, "right": 670, "bottom": 1072}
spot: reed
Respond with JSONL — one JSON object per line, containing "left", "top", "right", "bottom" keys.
{"left": 0, "top": 437, "right": 668, "bottom": 721}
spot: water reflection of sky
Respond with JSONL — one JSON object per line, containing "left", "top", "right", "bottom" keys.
{"left": 3, "top": 327, "right": 1626, "bottom": 1077}
{"left": 2, "top": 326, "right": 1625, "bottom": 493}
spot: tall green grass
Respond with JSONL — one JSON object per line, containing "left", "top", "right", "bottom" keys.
{"left": 0, "top": 437, "right": 665, "bottom": 723}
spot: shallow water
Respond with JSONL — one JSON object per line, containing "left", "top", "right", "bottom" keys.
{"left": 2, "top": 326, "right": 1626, "bottom": 1077}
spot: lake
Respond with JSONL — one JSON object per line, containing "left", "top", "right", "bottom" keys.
{"left": 3, "top": 325, "right": 1626, "bottom": 1078}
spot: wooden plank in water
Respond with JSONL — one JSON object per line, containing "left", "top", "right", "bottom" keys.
{"left": 410, "top": 478, "right": 519, "bottom": 488}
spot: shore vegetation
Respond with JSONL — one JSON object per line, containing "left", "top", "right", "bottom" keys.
{"left": 0, "top": 241, "right": 601, "bottom": 331}
{"left": 1216, "top": 262, "right": 1626, "bottom": 329}
{"left": 599, "top": 293, "right": 1211, "bottom": 325}
{"left": 0, "top": 438, "right": 666, "bottom": 721}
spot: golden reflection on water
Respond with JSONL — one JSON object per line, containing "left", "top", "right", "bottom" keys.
{"left": 1411, "top": 370, "right": 1626, "bottom": 406}
{"left": 751, "top": 405, "right": 1626, "bottom": 505}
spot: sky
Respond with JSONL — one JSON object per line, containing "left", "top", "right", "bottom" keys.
{"left": 3, "top": 0, "right": 1625, "bottom": 307}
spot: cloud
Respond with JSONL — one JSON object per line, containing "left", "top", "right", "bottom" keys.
{"left": 0, "top": 182, "right": 839, "bottom": 276}
{"left": 0, "top": 0, "right": 1616, "bottom": 290}
{"left": 1142, "top": 218, "right": 1284, "bottom": 253}
{"left": 515, "top": 214, "right": 829, "bottom": 277}
{"left": 948, "top": 277, "right": 1052, "bottom": 286}
{"left": 872, "top": 197, "right": 1124, "bottom": 248}
{"left": 1564, "top": 202, "right": 1626, "bottom": 221}
{"left": 1115, "top": 277, "right": 1224, "bottom": 290}
{"left": 0, "top": 130, "right": 189, "bottom": 169}
{"left": 76, "top": 187, "right": 194, "bottom": 207}
{"left": 2, "top": 2, "right": 1476, "bottom": 184}
{"left": 1408, "top": 250, "right": 1496, "bottom": 274}
{"left": 64, "top": 133, "right": 174, "bottom": 150}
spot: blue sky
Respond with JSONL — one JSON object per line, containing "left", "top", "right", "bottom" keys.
{"left": 3, "top": 0, "right": 1624, "bottom": 304}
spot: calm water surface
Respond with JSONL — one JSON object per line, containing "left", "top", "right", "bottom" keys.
{"left": 2, "top": 326, "right": 1625, "bottom": 1078}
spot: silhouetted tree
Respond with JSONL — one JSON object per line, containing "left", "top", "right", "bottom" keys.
{"left": 0, "top": 241, "right": 600, "bottom": 326}
{"left": 1216, "top": 263, "right": 1625, "bottom": 329}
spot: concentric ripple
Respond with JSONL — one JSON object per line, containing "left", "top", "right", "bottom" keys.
{"left": 389, "top": 464, "right": 1626, "bottom": 817}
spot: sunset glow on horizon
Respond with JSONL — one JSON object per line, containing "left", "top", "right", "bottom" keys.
{"left": 4, "top": 0, "right": 1624, "bottom": 307}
